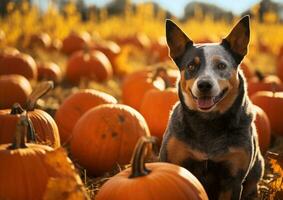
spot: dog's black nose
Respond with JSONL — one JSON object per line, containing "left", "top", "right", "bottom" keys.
{"left": 197, "top": 80, "right": 212, "bottom": 92}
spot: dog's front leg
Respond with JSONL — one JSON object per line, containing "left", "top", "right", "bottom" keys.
{"left": 214, "top": 147, "right": 251, "bottom": 200}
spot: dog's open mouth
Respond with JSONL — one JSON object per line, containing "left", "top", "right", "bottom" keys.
{"left": 190, "top": 88, "right": 228, "bottom": 110}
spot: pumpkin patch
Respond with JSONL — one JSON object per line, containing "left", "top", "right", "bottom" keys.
{"left": 0, "top": 1, "right": 283, "bottom": 199}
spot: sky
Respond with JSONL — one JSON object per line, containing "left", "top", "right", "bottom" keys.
{"left": 83, "top": 0, "right": 283, "bottom": 17}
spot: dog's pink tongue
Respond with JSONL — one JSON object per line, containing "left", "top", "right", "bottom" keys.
{"left": 197, "top": 97, "right": 214, "bottom": 109}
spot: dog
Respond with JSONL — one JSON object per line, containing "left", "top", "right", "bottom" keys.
{"left": 159, "top": 16, "right": 264, "bottom": 200}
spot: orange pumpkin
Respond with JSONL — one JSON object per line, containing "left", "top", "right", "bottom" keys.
{"left": 251, "top": 91, "right": 283, "bottom": 136}
{"left": 122, "top": 70, "right": 166, "bottom": 110}
{"left": 47, "top": 38, "right": 62, "bottom": 52}
{"left": 253, "top": 105, "right": 271, "bottom": 154}
{"left": 0, "top": 116, "right": 83, "bottom": 200}
{"left": 91, "top": 40, "right": 121, "bottom": 75}
{"left": 55, "top": 89, "right": 117, "bottom": 145}
{"left": 96, "top": 136, "right": 208, "bottom": 200}
{"left": 0, "top": 75, "right": 32, "bottom": 109}
{"left": 61, "top": 32, "right": 91, "bottom": 55}
{"left": 0, "top": 51, "right": 37, "bottom": 80}
{"left": 140, "top": 88, "right": 178, "bottom": 140}
{"left": 70, "top": 104, "right": 150, "bottom": 176}
{"left": 248, "top": 71, "right": 283, "bottom": 96}
{"left": 37, "top": 62, "right": 62, "bottom": 83}
{"left": 0, "top": 82, "right": 60, "bottom": 148}
{"left": 28, "top": 33, "right": 51, "bottom": 49}
{"left": 66, "top": 50, "right": 113, "bottom": 84}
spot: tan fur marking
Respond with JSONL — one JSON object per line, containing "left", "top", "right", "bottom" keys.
{"left": 180, "top": 71, "right": 198, "bottom": 110}
{"left": 219, "top": 190, "right": 232, "bottom": 200}
{"left": 213, "top": 147, "right": 250, "bottom": 176}
{"left": 194, "top": 56, "right": 200, "bottom": 65}
{"left": 167, "top": 136, "right": 208, "bottom": 165}
{"left": 215, "top": 70, "right": 239, "bottom": 113}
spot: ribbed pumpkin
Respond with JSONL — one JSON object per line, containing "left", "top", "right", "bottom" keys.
{"left": 0, "top": 74, "right": 32, "bottom": 109}
{"left": 55, "top": 89, "right": 117, "bottom": 145}
{"left": 0, "top": 116, "right": 82, "bottom": 200}
{"left": 37, "top": 62, "right": 62, "bottom": 83}
{"left": 122, "top": 69, "right": 166, "bottom": 110}
{"left": 253, "top": 105, "right": 271, "bottom": 154}
{"left": 140, "top": 88, "right": 178, "bottom": 140}
{"left": 248, "top": 71, "right": 283, "bottom": 96}
{"left": 61, "top": 32, "right": 91, "bottom": 55}
{"left": 251, "top": 91, "right": 283, "bottom": 136}
{"left": 66, "top": 50, "right": 113, "bottom": 84}
{"left": 70, "top": 104, "right": 150, "bottom": 176}
{"left": 0, "top": 50, "right": 37, "bottom": 80}
{"left": 96, "top": 136, "right": 208, "bottom": 200}
{"left": 0, "top": 81, "right": 60, "bottom": 148}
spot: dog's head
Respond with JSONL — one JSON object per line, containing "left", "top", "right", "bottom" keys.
{"left": 166, "top": 16, "right": 250, "bottom": 113}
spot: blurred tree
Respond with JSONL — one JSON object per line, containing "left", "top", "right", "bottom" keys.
{"left": 0, "top": 0, "right": 31, "bottom": 17}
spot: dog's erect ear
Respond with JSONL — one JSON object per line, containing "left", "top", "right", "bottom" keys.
{"left": 222, "top": 16, "right": 250, "bottom": 63}
{"left": 166, "top": 19, "right": 193, "bottom": 62}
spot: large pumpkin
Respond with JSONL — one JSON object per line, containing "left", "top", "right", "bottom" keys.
{"left": 0, "top": 81, "right": 60, "bottom": 148}
{"left": 0, "top": 116, "right": 84, "bottom": 200}
{"left": 70, "top": 104, "right": 150, "bottom": 176}
{"left": 66, "top": 50, "right": 113, "bottom": 84}
{"left": 96, "top": 136, "right": 208, "bottom": 200}
{"left": 55, "top": 89, "right": 117, "bottom": 145}
{"left": 140, "top": 88, "right": 178, "bottom": 140}
{"left": 37, "top": 62, "right": 62, "bottom": 83}
{"left": 122, "top": 69, "right": 166, "bottom": 110}
{"left": 0, "top": 74, "right": 32, "bottom": 109}
{"left": 0, "top": 50, "right": 37, "bottom": 80}
{"left": 61, "top": 32, "right": 91, "bottom": 55}
{"left": 253, "top": 105, "right": 271, "bottom": 154}
{"left": 251, "top": 91, "right": 283, "bottom": 136}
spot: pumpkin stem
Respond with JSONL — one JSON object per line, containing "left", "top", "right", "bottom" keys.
{"left": 26, "top": 81, "right": 54, "bottom": 111}
{"left": 152, "top": 67, "right": 171, "bottom": 88}
{"left": 255, "top": 70, "right": 264, "bottom": 81}
{"left": 10, "top": 103, "right": 25, "bottom": 115}
{"left": 129, "top": 136, "right": 158, "bottom": 178}
{"left": 10, "top": 103, "right": 36, "bottom": 143}
{"left": 8, "top": 115, "right": 29, "bottom": 149}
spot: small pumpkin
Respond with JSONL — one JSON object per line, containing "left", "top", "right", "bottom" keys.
{"left": 122, "top": 69, "right": 166, "bottom": 110}
{"left": 66, "top": 50, "right": 113, "bottom": 84}
{"left": 28, "top": 33, "right": 51, "bottom": 49}
{"left": 114, "top": 33, "right": 150, "bottom": 49}
{"left": 248, "top": 71, "right": 283, "bottom": 96}
{"left": 149, "top": 37, "right": 169, "bottom": 62}
{"left": 0, "top": 50, "right": 37, "bottom": 80}
{"left": 37, "top": 62, "right": 62, "bottom": 83}
{"left": 253, "top": 105, "right": 271, "bottom": 154}
{"left": 0, "top": 115, "right": 84, "bottom": 200}
{"left": 91, "top": 40, "right": 121, "bottom": 74}
{"left": 251, "top": 91, "right": 283, "bottom": 136}
{"left": 70, "top": 104, "right": 150, "bottom": 176}
{"left": 55, "top": 89, "right": 117, "bottom": 145}
{"left": 61, "top": 32, "right": 91, "bottom": 55}
{"left": 96, "top": 136, "right": 208, "bottom": 200}
{"left": 0, "top": 74, "right": 32, "bottom": 109}
{"left": 0, "top": 81, "right": 60, "bottom": 148}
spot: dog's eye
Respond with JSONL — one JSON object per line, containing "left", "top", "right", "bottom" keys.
{"left": 188, "top": 64, "right": 197, "bottom": 72}
{"left": 217, "top": 63, "right": 227, "bottom": 70}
